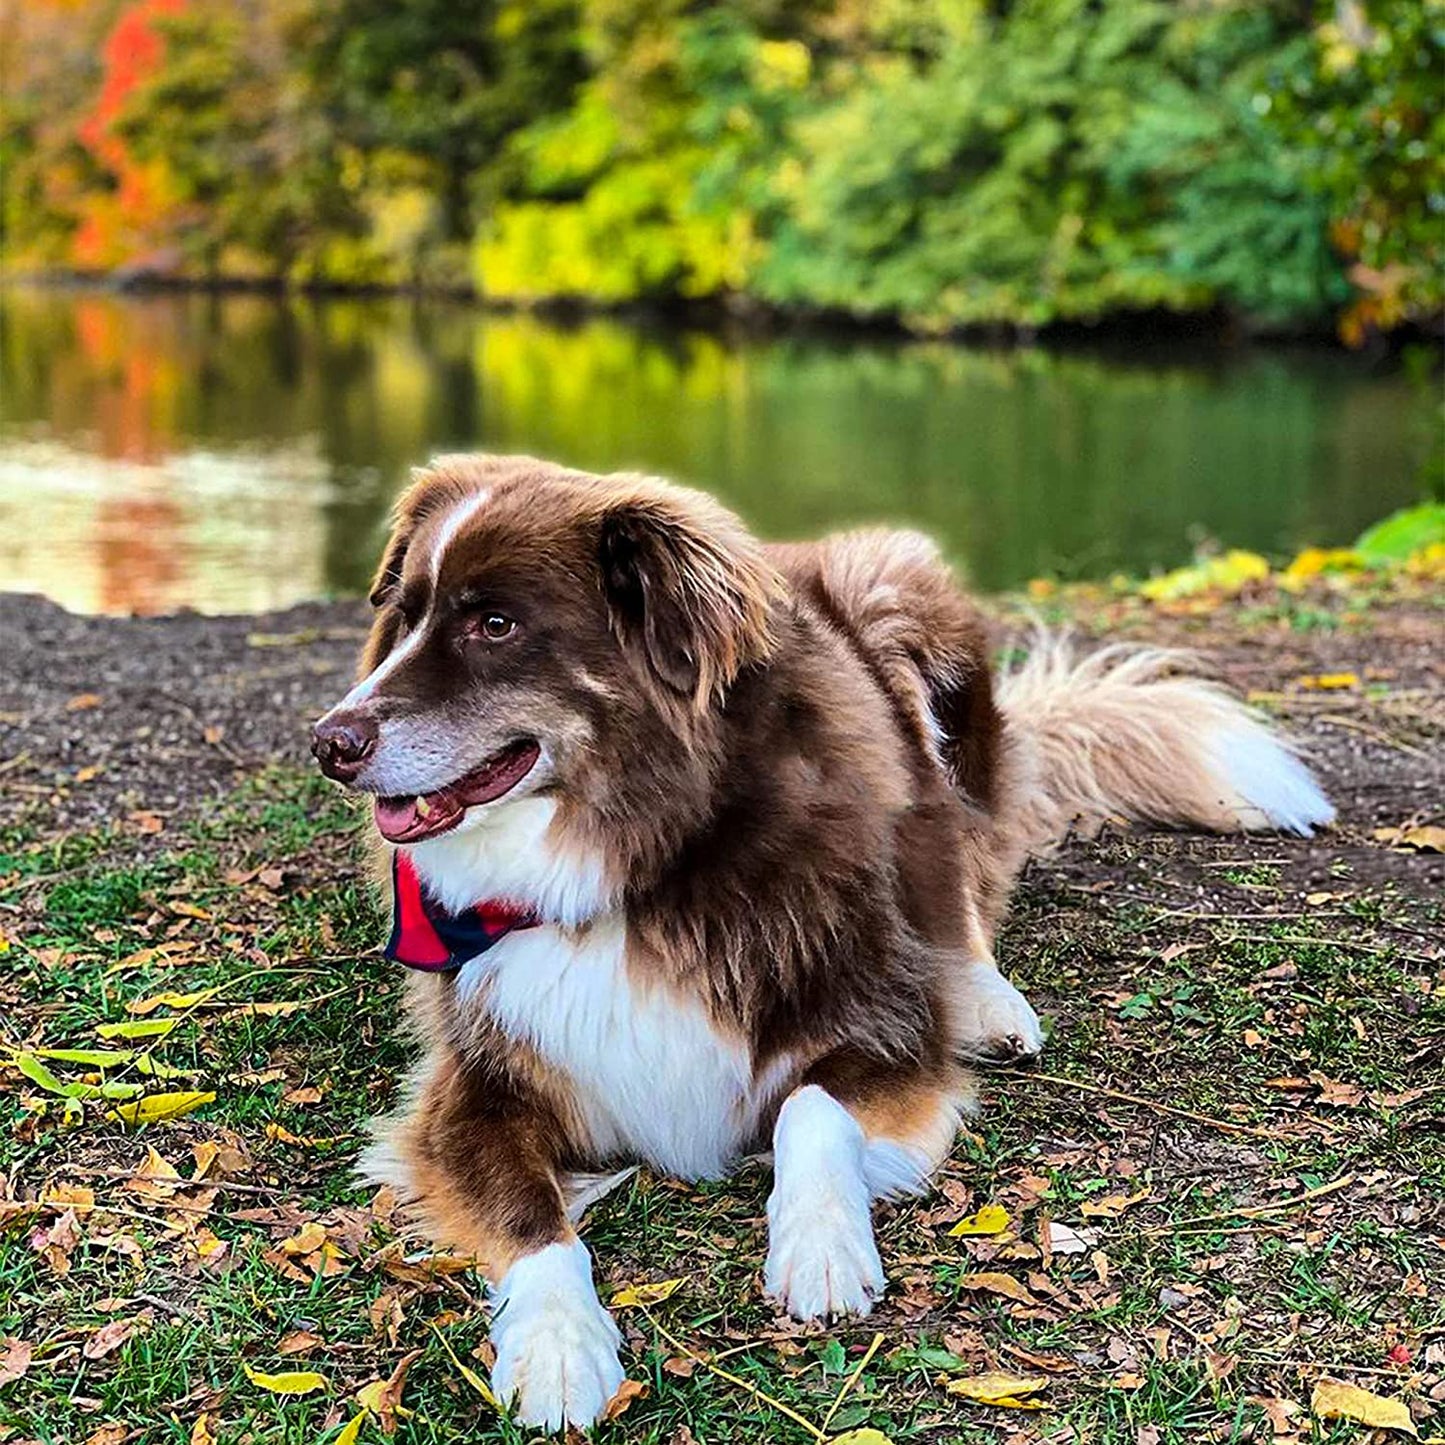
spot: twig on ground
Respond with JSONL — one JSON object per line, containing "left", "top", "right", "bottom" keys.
{"left": 819, "top": 1331, "right": 884, "bottom": 1435}
{"left": 998, "top": 1071, "right": 1296, "bottom": 1141}
{"left": 641, "top": 1305, "right": 828, "bottom": 1441}
{"left": 1137, "top": 1172, "right": 1357, "bottom": 1236}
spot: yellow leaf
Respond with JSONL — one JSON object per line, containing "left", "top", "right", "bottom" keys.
{"left": 243, "top": 1364, "right": 327, "bottom": 1396}
{"left": 109, "top": 1091, "right": 215, "bottom": 1125}
{"left": 1295, "top": 672, "right": 1360, "bottom": 691}
{"left": 1081, "top": 1188, "right": 1151, "bottom": 1219}
{"left": 429, "top": 1322, "right": 500, "bottom": 1411}
{"left": 830, "top": 1432, "right": 895, "bottom": 1444}
{"left": 127, "top": 989, "right": 218, "bottom": 1016}
{"left": 946, "top": 1371, "right": 1050, "bottom": 1408}
{"left": 332, "top": 1414, "right": 366, "bottom": 1445}
{"left": 1310, "top": 1379, "right": 1417, "bottom": 1437}
{"left": 948, "top": 1204, "right": 1010, "bottom": 1237}
{"left": 1389, "top": 825, "right": 1445, "bottom": 854}
{"left": 189, "top": 1412, "right": 219, "bottom": 1445}
{"left": 611, "top": 1278, "right": 685, "bottom": 1307}
{"left": 126, "top": 1144, "right": 183, "bottom": 1200}
{"left": 1139, "top": 550, "right": 1269, "bottom": 602}
{"left": 281, "top": 1221, "right": 329, "bottom": 1256}
{"left": 97, "top": 1018, "right": 180, "bottom": 1041}
{"left": 957, "top": 1272, "right": 1037, "bottom": 1305}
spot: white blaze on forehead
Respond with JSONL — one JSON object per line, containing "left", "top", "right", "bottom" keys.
{"left": 429, "top": 489, "right": 492, "bottom": 582}
{"left": 333, "top": 488, "right": 493, "bottom": 709}
{"left": 338, "top": 621, "right": 427, "bottom": 706}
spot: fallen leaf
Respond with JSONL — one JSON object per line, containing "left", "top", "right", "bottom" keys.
{"left": 602, "top": 1378, "right": 649, "bottom": 1421}
{"left": 283, "top": 1085, "right": 324, "bottom": 1106}
{"left": 65, "top": 693, "right": 103, "bottom": 711}
{"left": 354, "top": 1349, "right": 420, "bottom": 1433}
{"left": 333, "top": 1415, "right": 367, "bottom": 1445}
{"left": 957, "top": 1272, "right": 1037, "bottom": 1305}
{"left": 1081, "top": 1188, "right": 1151, "bottom": 1219}
{"left": 243, "top": 1364, "right": 327, "bottom": 1396}
{"left": 96, "top": 1018, "right": 180, "bottom": 1041}
{"left": 83, "top": 1427, "right": 127, "bottom": 1445}
{"left": 277, "top": 1330, "right": 324, "bottom": 1356}
{"left": 429, "top": 1323, "right": 500, "bottom": 1411}
{"left": 125, "top": 1145, "right": 183, "bottom": 1201}
{"left": 83, "top": 1317, "right": 142, "bottom": 1360}
{"left": 110, "top": 1091, "right": 215, "bottom": 1126}
{"left": 127, "top": 989, "right": 218, "bottom": 1016}
{"left": 280, "top": 1221, "right": 328, "bottom": 1257}
{"left": 662, "top": 1356, "right": 695, "bottom": 1378}
{"left": 188, "top": 1413, "right": 218, "bottom": 1445}
{"left": 1046, "top": 1221, "right": 1096, "bottom": 1255}
{"left": 612, "top": 1278, "right": 684, "bottom": 1307}
{"left": 946, "top": 1370, "right": 1050, "bottom": 1408}
{"left": 1310, "top": 1379, "right": 1417, "bottom": 1436}
{"left": 948, "top": 1204, "right": 1010, "bottom": 1237}
{"left": 829, "top": 1432, "right": 895, "bottom": 1445}
{"left": 1294, "top": 672, "right": 1359, "bottom": 690}
{"left": 0, "top": 1338, "right": 33, "bottom": 1386}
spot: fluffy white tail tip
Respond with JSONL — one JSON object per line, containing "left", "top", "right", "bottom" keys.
{"left": 1207, "top": 724, "right": 1336, "bottom": 836}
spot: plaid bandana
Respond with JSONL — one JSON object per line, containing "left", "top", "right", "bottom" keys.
{"left": 384, "top": 851, "right": 541, "bottom": 972}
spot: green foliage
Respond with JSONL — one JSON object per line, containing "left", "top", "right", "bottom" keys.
{"left": 759, "top": 0, "right": 1347, "bottom": 329}
{"left": 3, "top": 0, "right": 1440, "bottom": 335}
{"left": 1354, "top": 502, "right": 1445, "bottom": 563}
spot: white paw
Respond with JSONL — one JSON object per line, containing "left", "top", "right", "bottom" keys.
{"left": 764, "top": 1086, "right": 885, "bottom": 1321}
{"left": 489, "top": 1239, "right": 624, "bottom": 1432}
{"left": 764, "top": 1182, "right": 885, "bottom": 1319}
{"left": 954, "top": 962, "right": 1044, "bottom": 1064}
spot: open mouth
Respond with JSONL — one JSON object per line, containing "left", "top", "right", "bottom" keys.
{"left": 373, "top": 740, "right": 540, "bottom": 845}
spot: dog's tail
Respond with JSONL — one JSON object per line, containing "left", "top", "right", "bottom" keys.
{"left": 994, "top": 634, "right": 1334, "bottom": 856}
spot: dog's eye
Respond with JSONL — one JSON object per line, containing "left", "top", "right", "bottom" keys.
{"left": 475, "top": 613, "right": 517, "bottom": 642}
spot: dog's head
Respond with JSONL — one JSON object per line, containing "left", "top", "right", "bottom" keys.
{"left": 311, "top": 454, "right": 779, "bottom": 847}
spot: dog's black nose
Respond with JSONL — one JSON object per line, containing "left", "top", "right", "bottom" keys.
{"left": 311, "top": 712, "right": 377, "bottom": 782}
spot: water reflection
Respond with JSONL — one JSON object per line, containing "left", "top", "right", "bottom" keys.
{"left": 0, "top": 288, "right": 1431, "bottom": 614}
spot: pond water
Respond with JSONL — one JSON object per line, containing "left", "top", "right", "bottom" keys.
{"left": 0, "top": 287, "right": 1433, "bottom": 616}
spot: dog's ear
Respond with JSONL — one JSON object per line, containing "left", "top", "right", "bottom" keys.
{"left": 599, "top": 484, "right": 779, "bottom": 712}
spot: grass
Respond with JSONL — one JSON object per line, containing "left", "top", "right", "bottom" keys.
{"left": 2, "top": 710, "right": 1442, "bottom": 1441}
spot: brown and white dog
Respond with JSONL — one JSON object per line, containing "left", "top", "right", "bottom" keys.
{"left": 311, "top": 454, "right": 1332, "bottom": 1430}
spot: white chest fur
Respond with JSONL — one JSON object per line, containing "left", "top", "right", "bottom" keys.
{"left": 456, "top": 918, "right": 779, "bottom": 1180}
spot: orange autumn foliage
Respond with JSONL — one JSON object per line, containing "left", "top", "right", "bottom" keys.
{"left": 73, "top": 0, "right": 186, "bottom": 268}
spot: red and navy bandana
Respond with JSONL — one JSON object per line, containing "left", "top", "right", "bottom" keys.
{"left": 384, "top": 851, "right": 541, "bottom": 972}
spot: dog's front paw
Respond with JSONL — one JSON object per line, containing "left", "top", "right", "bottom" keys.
{"left": 764, "top": 1179, "right": 884, "bottom": 1321}
{"left": 489, "top": 1239, "right": 624, "bottom": 1431}
{"left": 954, "top": 961, "right": 1044, "bottom": 1064}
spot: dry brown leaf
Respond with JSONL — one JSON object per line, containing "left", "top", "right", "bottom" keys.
{"left": 125, "top": 1145, "right": 184, "bottom": 1201}
{"left": 602, "top": 1378, "right": 650, "bottom": 1421}
{"left": 83, "top": 1426, "right": 128, "bottom": 1445}
{"left": 1081, "top": 1188, "right": 1151, "bottom": 1219}
{"left": 0, "top": 1339, "right": 33, "bottom": 1386}
{"left": 661, "top": 1356, "right": 695, "bottom": 1378}
{"left": 277, "top": 1330, "right": 324, "bottom": 1356}
{"left": 355, "top": 1349, "right": 421, "bottom": 1434}
{"left": 957, "top": 1272, "right": 1037, "bottom": 1305}
{"left": 83, "top": 1318, "right": 143, "bottom": 1361}
{"left": 65, "top": 693, "right": 103, "bottom": 712}
{"left": 282, "top": 1085, "right": 324, "bottom": 1106}
{"left": 1310, "top": 1379, "right": 1417, "bottom": 1436}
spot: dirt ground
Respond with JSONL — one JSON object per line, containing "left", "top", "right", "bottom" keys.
{"left": 1, "top": 581, "right": 1441, "bottom": 1445}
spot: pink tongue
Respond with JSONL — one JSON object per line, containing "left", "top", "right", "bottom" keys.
{"left": 374, "top": 787, "right": 460, "bottom": 842}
